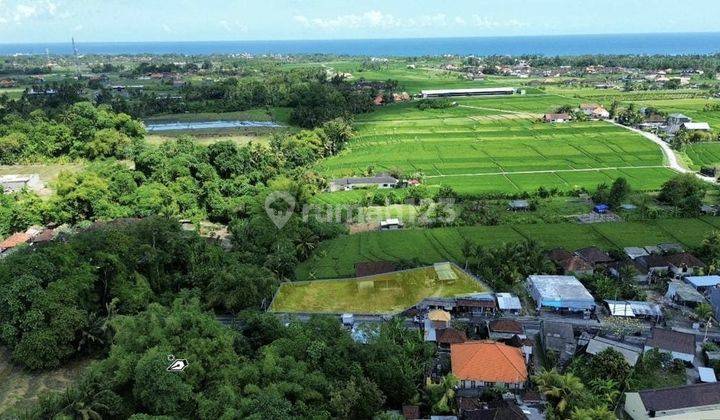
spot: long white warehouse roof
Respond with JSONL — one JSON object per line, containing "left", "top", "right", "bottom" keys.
{"left": 420, "top": 87, "right": 515, "bottom": 95}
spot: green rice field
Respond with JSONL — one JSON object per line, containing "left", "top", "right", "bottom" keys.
{"left": 316, "top": 95, "right": 673, "bottom": 195}
{"left": 295, "top": 217, "right": 720, "bottom": 280}
{"left": 686, "top": 142, "right": 720, "bottom": 169}
{"left": 271, "top": 264, "right": 489, "bottom": 314}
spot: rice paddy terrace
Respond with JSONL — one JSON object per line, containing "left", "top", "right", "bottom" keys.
{"left": 315, "top": 95, "right": 676, "bottom": 195}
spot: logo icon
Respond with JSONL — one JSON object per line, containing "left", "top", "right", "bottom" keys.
{"left": 264, "top": 191, "right": 296, "bottom": 229}
{"left": 166, "top": 356, "right": 189, "bottom": 372}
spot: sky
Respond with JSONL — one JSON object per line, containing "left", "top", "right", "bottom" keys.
{"left": 0, "top": 0, "right": 719, "bottom": 43}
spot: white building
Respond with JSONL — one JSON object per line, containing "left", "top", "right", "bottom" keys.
{"left": 0, "top": 174, "right": 43, "bottom": 193}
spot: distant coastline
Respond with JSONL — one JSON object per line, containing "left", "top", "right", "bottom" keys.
{"left": 1, "top": 32, "right": 720, "bottom": 57}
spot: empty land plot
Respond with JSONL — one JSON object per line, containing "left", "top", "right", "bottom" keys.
{"left": 318, "top": 99, "right": 668, "bottom": 194}
{"left": 295, "top": 217, "right": 720, "bottom": 280}
{"left": 271, "top": 264, "right": 489, "bottom": 314}
{"left": 0, "top": 164, "right": 79, "bottom": 180}
{"left": 0, "top": 348, "right": 92, "bottom": 415}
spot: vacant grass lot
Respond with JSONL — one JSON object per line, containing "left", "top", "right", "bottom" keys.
{"left": 143, "top": 107, "right": 292, "bottom": 124}
{"left": 0, "top": 164, "right": 82, "bottom": 195}
{"left": 317, "top": 96, "right": 669, "bottom": 195}
{"left": 295, "top": 217, "right": 720, "bottom": 280}
{"left": 271, "top": 264, "right": 489, "bottom": 314}
{"left": 0, "top": 348, "right": 92, "bottom": 415}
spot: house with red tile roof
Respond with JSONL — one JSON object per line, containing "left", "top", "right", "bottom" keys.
{"left": 0, "top": 232, "right": 31, "bottom": 254}
{"left": 451, "top": 341, "right": 528, "bottom": 390}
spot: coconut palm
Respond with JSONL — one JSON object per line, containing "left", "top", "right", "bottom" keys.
{"left": 424, "top": 374, "right": 459, "bottom": 414}
{"left": 533, "top": 369, "right": 586, "bottom": 418}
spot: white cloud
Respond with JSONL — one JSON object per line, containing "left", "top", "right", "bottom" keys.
{"left": 471, "top": 15, "right": 526, "bottom": 29}
{"left": 161, "top": 24, "right": 174, "bottom": 34}
{"left": 14, "top": 4, "right": 38, "bottom": 22}
{"left": 294, "top": 10, "right": 448, "bottom": 30}
{"left": 219, "top": 20, "right": 248, "bottom": 33}
{"left": 73, "top": 24, "right": 83, "bottom": 32}
{"left": 8, "top": 1, "right": 59, "bottom": 23}
{"left": 293, "top": 11, "right": 525, "bottom": 32}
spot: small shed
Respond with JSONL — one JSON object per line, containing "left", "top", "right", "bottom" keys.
{"left": 341, "top": 313, "right": 354, "bottom": 326}
{"left": 380, "top": 218, "right": 404, "bottom": 231}
{"left": 508, "top": 199, "right": 530, "bottom": 211}
{"left": 593, "top": 204, "right": 609, "bottom": 214}
{"left": 496, "top": 293, "right": 522, "bottom": 314}
{"left": 433, "top": 262, "right": 458, "bottom": 281}
{"left": 699, "top": 367, "right": 717, "bottom": 383}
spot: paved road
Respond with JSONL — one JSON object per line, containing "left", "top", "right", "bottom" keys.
{"left": 611, "top": 121, "right": 717, "bottom": 184}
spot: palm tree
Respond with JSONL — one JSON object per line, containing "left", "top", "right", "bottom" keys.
{"left": 424, "top": 374, "right": 459, "bottom": 414}
{"left": 461, "top": 239, "right": 476, "bottom": 269}
{"left": 533, "top": 369, "right": 586, "bottom": 418}
{"left": 696, "top": 302, "right": 714, "bottom": 322}
{"left": 589, "top": 378, "right": 620, "bottom": 406}
{"left": 570, "top": 406, "right": 615, "bottom": 420}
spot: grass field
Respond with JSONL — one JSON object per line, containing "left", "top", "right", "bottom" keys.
{"left": 317, "top": 95, "right": 672, "bottom": 195}
{"left": 271, "top": 264, "right": 489, "bottom": 314}
{"left": 143, "top": 107, "right": 292, "bottom": 124}
{"left": 0, "top": 348, "right": 92, "bottom": 415}
{"left": 146, "top": 133, "right": 272, "bottom": 146}
{"left": 0, "top": 164, "right": 81, "bottom": 195}
{"left": 295, "top": 217, "right": 720, "bottom": 280}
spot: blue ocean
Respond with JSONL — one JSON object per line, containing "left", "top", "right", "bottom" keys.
{"left": 1, "top": 33, "right": 719, "bottom": 56}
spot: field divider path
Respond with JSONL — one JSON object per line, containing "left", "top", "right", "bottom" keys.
{"left": 423, "top": 165, "right": 666, "bottom": 178}
{"left": 457, "top": 104, "right": 540, "bottom": 117}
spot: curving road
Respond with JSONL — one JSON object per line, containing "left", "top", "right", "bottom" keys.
{"left": 610, "top": 121, "right": 717, "bottom": 184}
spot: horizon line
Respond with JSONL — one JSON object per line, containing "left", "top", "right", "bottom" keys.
{"left": 2, "top": 30, "right": 720, "bottom": 46}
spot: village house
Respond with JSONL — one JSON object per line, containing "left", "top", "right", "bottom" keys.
{"left": 495, "top": 292, "right": 522, "bottom": 314}
{"left": 455, "top": 297, "right": 497, "bottom": 316}
{"left": 457, "top": 398, "right": 528, "bottom": 420}
{"left": 488, "top": 319, "right": 525, "bottom": 341}
{"left": 664, "top": 252, "right": 706, "bottom": 277}
{"left": 579, "top": 103, "right": 610, "bottom": 119}
{"left": 604, "top": 300, "right": 663, "bottom": 322}
{"left": 543, "top": 113, "right": 571, "bottom": 123}
{"left": 542, "top": 321, "right": 576, "bottom": 365}
{"left": 644, "top": 327, "right": 696, "bottom": 364}
{"left": 527, "top": 275, "right": 596, "bottom": 312}
{"left": 0, "top": 231, "right": 31, "bottom": 256}
{"left": 451, "top": 341, "right": 528, "bottom": 391}
{"left": 546, "top": 248, "right": 594, "bottom": 277}
{"left": 684, "top": 275, "right": 720, "bottom": 293}
{"left": 624, "top": 382, "right": 720, "bottom": 420}
{"left": 435, "top": 327, "right": 467, "bottom": 351}
{"left": 575, "top": 246, "right": 614, "bottom": 268}
{"left": 585, "top": 335, "right": 642, "bottom": 366}
{"left": 666, "top": 280, "right": 706, "bottom": 307}
{"left": 328, "top": 175, "right": 398, "bottom": 192}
